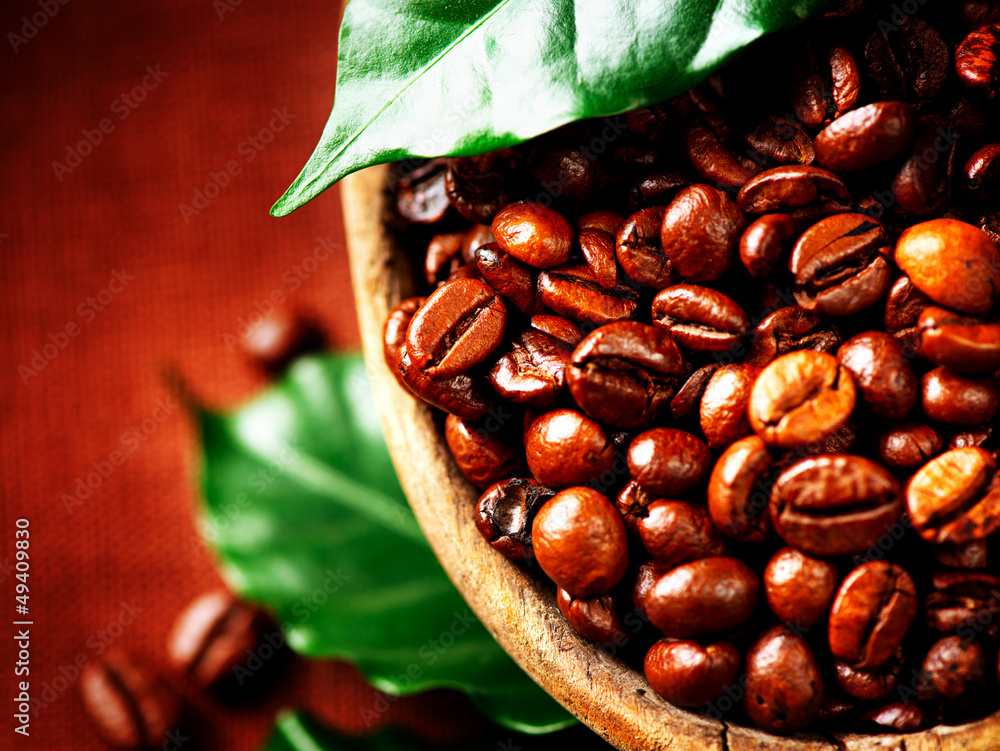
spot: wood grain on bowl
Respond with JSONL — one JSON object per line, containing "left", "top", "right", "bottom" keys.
{"left": 342, "top": 163, "right": 1000, "bottom": 751}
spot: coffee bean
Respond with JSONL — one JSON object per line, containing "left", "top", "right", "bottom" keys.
{"left": 80, "top": 650, "right": 182, "bottom": 750}
{"left": 491, "top": 201, "right": 573, "bottom": 268}
{"left": 906, "top": 447, "right": 1000, "bottom": 546}
{"left": 461, "top": 224, "right": 496, "bottom": 265}
{"left": 529, "top": 314, "right": 582, "bottom": 347}
{"left": 740, "top": 115, "right": 815, "bottom": 168}
{"left": 708, "top": 435, "right": 773, "bottom": 543}
{"left": 638, "top": 500, "right": 726, "bottom": 569}
{"left": 532, "top": 487, "right": 628, "bottom": 597}
{"left": 682, "top": 119, "right": 757, "bottom": 190}
{"left": 395, "top": 159, "right": 450, "bottom": 224}
{"left": 475, "top": 478, "right": 554, "bottom": 561}
{"left": 616, "top": 207, "right": 677, "bottom": 288}
{"left": 876, "top": 422, "right": 943, "bottom": 468}
{"left": 748, "top": 350, "right": 857, "bottom": 448}
{"left": 566, "top": 321, "right": 684, "bottom": 429}
{"left": 488, "top": 329, "right": 572, "bottom": 407}
{"left": 856, "top": 701, "right": 925, "bottom": 733}
{"left": 737, "top": 165, "right": 852, "bottom": 219}
{"left": 626, "top": 168, "right": 691, "bottom": 210}
{"left": 918, "top": 305, "right": 1000, "bottom": 373}
{"left": 982, "top": 208, "right": 1000, "bottom": 247}
{"left": 764, "top": 547, "right": 837, "bottom": 629}
{"left": 528, "top": 144, "right": 605, "bottom": 205}
{"left": 397, "top": 345, "right": 494, "bottom": 420}
{"left": 699, "top": 363, "right": 759, "bottom": 449}
{"left": 651, "top": 284, "right": 749, "bottom": 353}
{"left": 644, "top": 639, "right": 741, "bottom": 707}
{"left": 474, "top": 243, "right": 542, "bottom": 315}
{"left": 525, "top": 409, "right": 615, "bottom": 488}
{"left": 891, "top": 115, "right": 957, "bottom": 218}
{"left": 955, "top": 25, "right": 1000, "bottom": 98}
{"left": 425, "top": 232, "right": 464, "bottom": 286}
{"left": 835, "top": 647, "right": 904, "bottom": 701}
{"left": 789, "top": 213, "right": 893, "bottom": 316}
{"left": 789, "top": 43, "right": 861, "bottom": 128}
{"left": 895, "top": 218, "right": 1000, "bottom": 315}
{"left": 445, "top": 152, "right": 517, "bottom": 224}
{"left": 769, "top": 454, "right": 903, "bottom": 557}
{"left": 556, "top": 588, "right": 627, "bottom": 645}
{"left": 864, "top": 19, "right": 949, "bottom": 104}
{"left": 670, "top": 362, "right": 722, "bottom": 420}
{"left": 383, "top": 298, "right": 426, "bottom": 385}
{"left": 837, "top": 331, "right": 917, "bottom": 420}
{"left": 884, "top": 274, "right": 931, "bottom": 353}
{"left": 745, "top": 306, "right": 842, "bottom": 367}
{"left": 814, "top": 101, "right": 917, "bottom": 172}
{"left": 578, "top": 228, "right": 618, "bottom": 289}
{"left": 921, "top": 367, "right": 1000, "bottom": 424}
{"left": 739, "top": 214, "right": 800, "bottom": 279}
{"left": 661, "top": 185, "right": 745, "bottom": 282}
{"left": 627, "top": 429, "right": 710, "bottom": 497}
{"left": 578, "top": 209, "right": 625, "bottom": 236}
{"left": 925, "top": 571, "right": 1000, "bottom": 639}
{"left": 743, "top": 625, "right": 824, "bottom": 733}
{"left": 918, "top": 636, "right": 988, "bottom": 716}
{"left": 444, "top": 413, "right": 525, "bottom": 489}
{"left": 537, "top": 262, "right": 640, "bottom": 325}
{"left": 965, "top": 143, "right": 1000, "bottom": 204}
{"left": 829, "top": 562, "right": 917, "bottom": 670}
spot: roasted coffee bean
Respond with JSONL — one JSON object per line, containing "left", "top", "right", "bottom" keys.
{"left": 884, "top": 274, "right": 931, "bottom": 353}
{"left": 739, "top": 214, "right": 800, "bottom": 279}
{"left": 955, "top": 25, "right": 1000, "bottom": 98}
{"left": 461, "top": 224, "right": 496, "bottom": 264}
{"left": 626, "top": 168, "right": 691, "bottom": 210}
{"left": 556, "top": 588, "right": 628, "bottom": 646}
{"left": 743, "top": 625, "right": 825, "bottom": 733}
{"left": 745, "top": 306, "right": 842, "bottom": 367}
{"left": 699, "top": 363, "right": 759, "bottom": 450}
{"left": 661, "top": 185, "right": 745, "bottom": 282}
{"left": 537, "top": 262, "right": 640, "bottom": 325}
{"left": 530, "top": 314, "right": 582, "bottom": 347}
{"left": 488, "top": 329, "right": 572, "bottom": 407}
{"left": 918, "top": 636, "right": 988, "bottom": 715}
{"left": 395, "top": 159, "right": 450, "bottom": 224}
{"left": 566, "top": 321, "right": 683, "bottom": 429}
{"left": 741, "top": 115, "right": 815, "bottom": 168}
{"left": 921, "top": 367, "right": 1000, "bottom": 425}
{"left": 918, "top": 305, "right": 1000, "bottom": 373}
{"left": 764, "top": 547, "right": 837, "bottom": 629}
{"left": 615, "top": 480, "right": 657, "bottom": 538}
{"left": 474, "top": 243, "right": 542, "bottom": 315}
{"left": 525, "top": 409, "right": 614, "bottom": 488}
{"left": 835, "top": 647, "right": 904, "bottom": 701}
{"left": 789, "top": 43, "right": 861, "bottom": 128}
{"left": 856, "top": 702, "right": 925, "bottom": 733}
{"left": 167, "top": 590, "right": 268, "bottom": 688}
{"left": 737, "top": 165, "right": 852, "bottom": 219}
{"left": 444, "top": 413, "right": 525, "bottom": 489}
{"left": 627, "top": 429, "right": 710, "bottom": 497}
{"left": 837, "top": 331, "right": 917, "bottom": 420}
{"left": 864, "top": 19, "right": 949, "bottom": 104}
{"left": 644, "top": 557, "right": 759, "bottom": 638}
{"left": 951, "top": 424, "right": 999, "bottom": 453}
{"left": 491, "top": 201, "right": 573, "bottom": 268}
{"left": 814, "top": 101, "right": 917, "bottom": 172}
{"left": 925, "top": 571, "right": 1000, "bottom": 639}
{"left": 682, "top": 119, "right": 757, "bottom": 190}
{"left": 876, "top": 422, "right": 943, "bottom": 468}
{"left": 528, "top": 144, "right": 605, "bottom": 205}
{"left": 532, "top": 487, "right": 628, "bottom": 597}
{"left": 651, "top": 284, "right": 749, "bottom": 353}
{"left": 80, "top": 650, "right": 182, "bottom": 750}
{"left": 670, "top": 362, "right": 722, "bottom": 420}
{"left": 644, "top": 639, "right": 741, "bottom": 707}
{"left": 445, "top": 152, "right": 516, "bottom": 224}
{"left": 405, "top": 278, "right": 506, "bottom": 380}
{"left": 891, "top": 115, "right": 957, "bottom": 218}
{"left": 240, "top": 308, "right": 323, "bottom": 373}
{"left": 425, "top": 232, "right": 464, "bottom": 286}
{"left": 829, "top": 562, "right": 917, "bottom": 670}
{"left": 965, "top": 143, "right": 1000, "bottom": 204}
{"left": 616, "top": 207, "right": 676, "bottom": 288}
{"left": 475, "top": 478, "right": 554, "bottom": 560}
{"left": 638, "top": 500, "right": 726, "bottom": 569}
{"left": 789, "top": 213, "right": 893, "bottom": 316}
{"left": 907, "top": 447, "right": 1000, "bottom": 545}
{"left": 708, "top": 435, "right": 773, "bottom": 543}
{"left": 397, "top": 346, "right": 494, "bottom": 420}
{"left": 577, "top": 209, "right": 625, "bottom": 236}
{"left": 578, "top": 228, "right": 618, "bottom": 289}
{"left": 383, "top": 298, "right": 426, "bottom": 381}
{"left": 748, "top": 350, "right": 857, "bottom": 448}
{"left": 895, "top": 218, "right": 1000, "bottom": 315}
{"left": 934, "top": 539, "right": 988, "bottom": 570}
{"left": 770, "top": 455, "right": 902, "bottom": 557}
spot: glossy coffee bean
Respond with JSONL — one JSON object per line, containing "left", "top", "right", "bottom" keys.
{"left": 743, "top": 625, "right": 824, "bottom": 733}
{"left": 444, "top": 414, "right": 525, "bottom": 490}
{"left": 445, "top": 152, "right": 516, "bottom": 224}
{"left": 907, "top": 447, "right": 1000, "bottom": 546}
{"left": 876, "top": 422, "right": 943, "bottom": 469}
{"left": 789, "top": 43, "right": 861, "bottom": 128}
{"left": 475, "top": 478, "right": 554, "bottom": 561}
{"left": 918, "top": 636, "right": 988, "bottom": 714}
{"left": 614, "top": 480, "right": 657, "bottom": 539}
{"left": 864, "top": 19, "right": 949, "bottom": 104}
{"left": 491, "top": 201, "right": 573, "bottom": 269}
{"left": 921, "top": 367, "right": 1000, "bottom": 425}
{"left": 638, "top": 500, "right": 726, "bottom": 569}
{"left": 532, "top": 487, "right": 628, "bottom": 597}
{"left": 955, "top": 25, "right": 1000, "bottom": 98}
{"left": 616, "top": 207, "right": 676, "bottom": 288}
{"left": 925, "top": 571, "right": 1000, "bottom": 639}
{"left": 577, "top": 209, "right": 625, "bottom": 236}
{"left": 405, "top": 278, "right": 506, "bottom": 380}
{"left": 829, "top": 562, "right": 917, "bottom": 670}
{"left": 651, "top": 284, "right": 749, "bottom": 353}
{"left": 837, "top": 331, "right": 917, "bottom": 420}
{"left": 884, "top": 274, "right": 931, "bottom": 353}
{"left": 950, "top": 424, "right": 999, "bottom": 454}
{"left": 661, "top": 185, "right": 745, "bottom": 282}
{"left": 397, "top": 346, "right": 493, "bottom": 420}
{"left": 748, "top": 351, "right": 856, "bottom": 448}
{"left": 383, "top": 298, "right": 426, "bottom": 381}
{"left": 537, "top": 262, "right": 640, "bottom": 325}
{"left": 461, "top": 224, "right": 496, "bottom": 265}
{"left": 737, "top": 166, "right": 852, "bottom": 219}
{"left": 474, "top": 243, "right": 542, "bottom": 315}
{"left": 529, "top": 144, "right": 605, "bottom": 205}
{"left": 918, "top": 306, "right": 1000, "bottom": 373}
{"left": 566, "top": 321, "right": 684, "bottom": 429}
{"left": 80, "top": 650, "right": 182, "bottom": 750}
{"left": 895, "top": 218, "right": 1000, "bottom": 315}
{"left": 891, "top": 115, "right": 957, "bottom": 218}
{"left": 395, "top": 159, "right": 450, "bottom": 224}
{"left": 764, "top": 547, "right": 837, "bottom": 629}
{"left": 741, "top": 114, "right": 815, "bottom": 168}
{"left": 835, "top": 647, "right": 904, "bottom": 701}
{"left": 425, "top": 232, "right": 464, "bottom": 286}
{"left": 529, "top": 314, "right": 582, "bottom": 347}
{"left": 488, "top": 329, "right": 572, "bottom": 407}
{"left": 814, "top": 101, "right": 917, "bottom": 172}
{"left": 626, "top": 168, "right": 691, "bottom": 210}
{"left": 745, "top": 306, "right": 841, "bottom": 367}
{"left": 790, "top": 214, "right": 893, "bottom": 316}
{"left": 965, "top": 143, "right": 1000, "bottom": 204}
{"left": 627, "top": 429, "right": 710, "bottom": 497}
{"left": 670, "top": 362, "right": 722, "bottom": 420}
{"left": 644, "top": 557, "right": 759, "bottom": 638}
{"left": 770, "top": 455, "right": 902, "bottom": 557}
{"left": 708, "top": 435, "right": 773, "bottom": 543}
{"left": 739, "top": 214, "right": 800, "bottom": 279}
{"left": 644, "top": 639, "right": 741, "bottom": 707}
{"left": 699, "top": 364, "right": 759, "bottom": 450}
{"left": 168, "top": 590, "right": 270, "bottom": 689}
{"left": 525, "top": 409, "right": 614, "bottom": 488}
{"left": 578, "top": 228, "right": 618, "bottom": 289}
{"left": 682, "top": 119, "right": 757, "bottom": 190}
{"left": 557, "top": 588, "right": 628, "bottom": 645}
{"left": 857, "top": 702, "right": 925, "bottom": 733}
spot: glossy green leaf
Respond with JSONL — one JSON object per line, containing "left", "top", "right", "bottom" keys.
{"left": 196, "top": 353, "right": 572, "bottom": 733}
{"left": 272, "top": 0, "right": 832, "bottom": 216}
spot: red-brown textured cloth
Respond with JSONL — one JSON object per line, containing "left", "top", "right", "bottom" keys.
{"left": 0, "top": 0, "right": 486, "bottom": 748}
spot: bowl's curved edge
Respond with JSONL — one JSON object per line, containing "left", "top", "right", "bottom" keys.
{"left": 340, "top": 164, "right": 1000, "bottom": 751}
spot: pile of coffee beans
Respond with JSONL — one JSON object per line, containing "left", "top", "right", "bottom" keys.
{"left": 383, "top": 0, "right": 1000, "bottom": 736}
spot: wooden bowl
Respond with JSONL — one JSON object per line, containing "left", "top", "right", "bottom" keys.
{"left": 342, "top": 163, "right": 1000, "bottom": 751}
